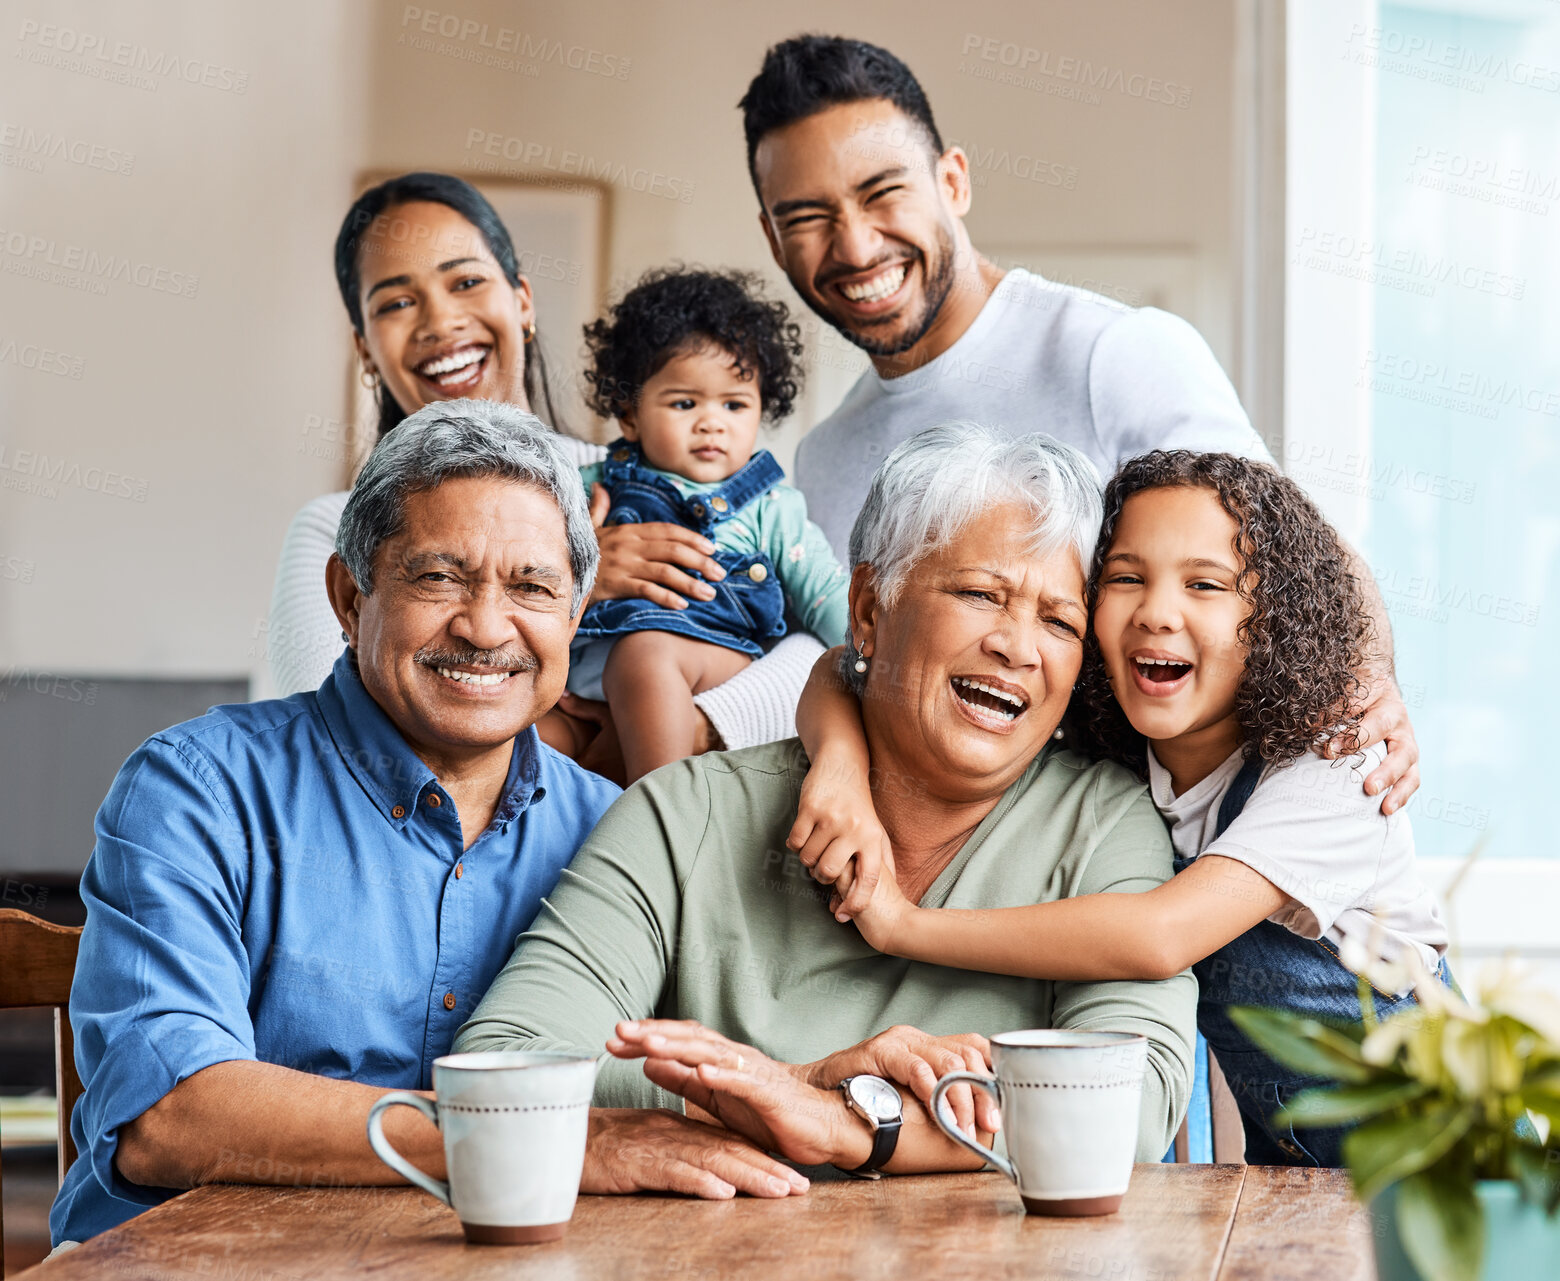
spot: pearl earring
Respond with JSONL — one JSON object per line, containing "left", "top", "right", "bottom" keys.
{"left": 854, "top": 656, "right": 868, "bottom": 674}
{"left": 1053, "top": 728, "right": 1064, "bottom": 741}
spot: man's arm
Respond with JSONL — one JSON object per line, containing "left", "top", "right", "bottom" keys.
{"left": 117, "top": 1061, "right": 806, "bottom": 1201}
{"left": 116, "top": 1061, "right": 442, "bottom": 1190}
{"left": 1333, "top": 540, "right": 1418, "bottom": 813}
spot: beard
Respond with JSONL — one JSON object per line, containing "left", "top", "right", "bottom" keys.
{"left": 802, "top": 222, "right": 960, "bottom": 358}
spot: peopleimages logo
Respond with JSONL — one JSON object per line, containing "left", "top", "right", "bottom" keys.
{"left": 399, "top": 7, "right": 630, "bottom": 80}
{"left": 0, "top": 227, "right": 199, "bottom": 299}
{"left": 15, "top": 20, "right": 250, "bottom": 94}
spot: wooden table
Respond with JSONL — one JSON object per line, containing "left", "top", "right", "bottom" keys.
{"left": 24, "top": 1164, "right": 1374, "bottom": 1281}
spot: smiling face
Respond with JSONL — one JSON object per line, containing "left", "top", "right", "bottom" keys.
{"left": 327, "top": 475, "right": 578, "bottom": 769}
{"left": 354, "top": 201, "right": 535, "bottom": 416}
{"left": 620, "top": 343, "right": 762, "bottom": 483}
{"left": 854, "top": 502, "right": 1087, "bottom": 801}
{"left": 1091, "top": 486, "right": 1252, "bottom": 768}
{"left": 753, "top": 100, "right": 973, "bottom": 360}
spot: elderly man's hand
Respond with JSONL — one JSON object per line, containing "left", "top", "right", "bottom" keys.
{"left": 579, "top": 1107, "right": 809, "bottom": 1199}
{"left": 1327, "top": 671, "right": 1420, "bottom": 815}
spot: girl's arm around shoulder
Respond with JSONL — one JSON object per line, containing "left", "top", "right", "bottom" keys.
{"left": 855, "top": 766, "right": 1290, "bottom": 983}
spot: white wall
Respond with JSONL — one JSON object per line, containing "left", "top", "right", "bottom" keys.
{"left": 0, "top": 0, "right": 368, "bottom": 678}
{"left": 1, "top": 0, "right": 1242, "bottom": 681}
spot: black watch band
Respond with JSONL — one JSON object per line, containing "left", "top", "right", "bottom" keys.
{"left": 849, "top": 1115, "right": 902, "bottom": 1176}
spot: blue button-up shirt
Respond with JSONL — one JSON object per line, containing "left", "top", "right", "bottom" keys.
{"left": 52, "top": 651, "right": 619, "bottom": 1244}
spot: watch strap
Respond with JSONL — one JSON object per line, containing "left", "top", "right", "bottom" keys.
{"left": 849, "top": 1114, "right": 901, "bottom": 1176}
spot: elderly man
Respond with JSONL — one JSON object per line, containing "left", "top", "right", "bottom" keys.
{"left": 52, "top": 401, "right": 805, "bottom": 1247}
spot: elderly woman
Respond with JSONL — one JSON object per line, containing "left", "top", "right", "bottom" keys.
{"left": 456, "top": 424, "right": 1195, "bottom": 1174}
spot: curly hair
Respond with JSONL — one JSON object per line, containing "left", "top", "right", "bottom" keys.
{"left": 1071, "top": 451, "right": 1375, "bottom": 777}
{"left": 582, "top": 267, "right": 804, "bottom": 423}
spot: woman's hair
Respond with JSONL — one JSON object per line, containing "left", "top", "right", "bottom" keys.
{"left": 582, "top": 267, "right": 803, "bottom": 423}
{"left": 1071, "top": 450, "right": 1375, "bottom": 775}
{"left": 333, "top": 172, "right": 565, "bottom": 438}
{"left": 841, "top": 423, "right": 1103, "bottom": 685}
{"left": 336, "top": 398, "right": 598, "bottom": 617}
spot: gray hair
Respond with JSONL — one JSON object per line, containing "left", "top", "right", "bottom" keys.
{"left": 335, "top": 398, "right": 598, "bottom": 616}
{"left": 848, "top": 422, "right": 1103, "bottom": 613}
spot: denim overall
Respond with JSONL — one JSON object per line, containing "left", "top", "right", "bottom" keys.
{"left": 574, "top": 440, "right": 788, "bottom": 657}
{"left": 1181, "top": 756, "right": 1451, "bottom": 1167}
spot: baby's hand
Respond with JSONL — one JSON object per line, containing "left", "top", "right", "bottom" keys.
{"left": 786, "top": 758, "right": 892, "bottom": 918}
{"left": 830, "top": 857, "right": 912, "bottom": 953}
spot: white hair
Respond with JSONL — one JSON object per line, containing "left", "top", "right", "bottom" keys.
{"left": 336, "top": 398, "right": 598, "bottom": 616}
{"left": 848, "top": 422, "right": 1103, "bottom": 611}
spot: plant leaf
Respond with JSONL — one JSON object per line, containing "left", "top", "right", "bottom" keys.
{"left": 1395, "top": 1167, "right": 1484, "bottom": 1281}
{"left": 1509, "top": 1144, "right": 1560, "bottom": 1215}
{"left": 1228, "top": 1006, "right": 1375, "bottom": 1083}
{"left": 1345, "top": 1102, "right": 1476, "bottom": 1203}
{"left": 1277, "top": 1078, "right": 1428, "bottom": 1128}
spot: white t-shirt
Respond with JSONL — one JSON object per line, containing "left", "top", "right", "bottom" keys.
{"left": 795, "top": 268, "right": 1273, "bottom": 558}
{"left": 1148, "top": 743, "right": 1447, "bottom": 979}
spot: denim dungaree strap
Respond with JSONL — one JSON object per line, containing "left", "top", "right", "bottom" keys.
{"left": 1174, "top": 754, "right": 1450, "bottom": 1167}
{"left": 573, "top": 440, "right": 789, "bottom": 658}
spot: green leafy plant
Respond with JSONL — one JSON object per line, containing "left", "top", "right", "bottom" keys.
{"left": 1231, "top": 941, "right": 1560, "bottom": 1281}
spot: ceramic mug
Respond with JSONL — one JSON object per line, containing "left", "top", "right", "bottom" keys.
{"left": 367, "top": 1050, "right": 595, "bottom": 1244}
{"left": 931, "top": 1029, "right": 1147, "bottom": 1216}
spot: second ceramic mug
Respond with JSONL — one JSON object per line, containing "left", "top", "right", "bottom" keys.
{"left": 931, "top": 1029, "right": 1147, "bottom": 1216}
{"left": 367, "top": 1050, "right": 595, "bottom": 1244}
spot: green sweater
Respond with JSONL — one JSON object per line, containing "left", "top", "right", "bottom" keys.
{"left": 456, "top": 740, "right": 1196, "bottom": 1160}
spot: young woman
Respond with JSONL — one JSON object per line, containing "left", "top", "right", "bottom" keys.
{"left": 790, "top": 449, "right": 1449, "bottom": 1166}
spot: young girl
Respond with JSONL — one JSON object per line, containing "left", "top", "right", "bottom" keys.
{"left": 791, "top": 450, "right": 1449, "bottom": 1166}
{"left": 557, "top": 268, "right": 849, "bottom": 782}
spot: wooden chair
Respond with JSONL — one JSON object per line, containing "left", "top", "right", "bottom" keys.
{"left": 1169, "top": 1039, "right": 1246, "bottom": 1164}
{"left": 0, "top": 909, "right": 83, "bottom": 1277}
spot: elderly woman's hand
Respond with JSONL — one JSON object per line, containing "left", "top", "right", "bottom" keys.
{"left": 588, "top": 483, "right": 727, "bottom": 610}
{"left": 797, "top": 1024, "right": 999, "bottom": 1139}
{"left": 607, "top": 1020, "right": 869, "bottom": 1167}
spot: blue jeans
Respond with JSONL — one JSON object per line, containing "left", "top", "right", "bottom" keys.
{"left": 574, "top": 441, "right": 788, "bottom": 659}
{"left": 1175, "top": 852, "right": 1454, "bottom": 1167}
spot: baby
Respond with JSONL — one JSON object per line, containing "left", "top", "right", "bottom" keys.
{"left": 564, "top": 268, "right": 848, "bottom": 781}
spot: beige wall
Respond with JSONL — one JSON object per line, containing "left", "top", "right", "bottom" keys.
{"left": 2, "top": 0, "right": 1242, "bottom": 681}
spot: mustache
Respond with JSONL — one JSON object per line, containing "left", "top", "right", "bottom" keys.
{"left": 414, "top": 644, "right": 538, "bottom": 673}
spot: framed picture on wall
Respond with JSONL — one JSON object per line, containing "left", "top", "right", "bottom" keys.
{"left": 341, "top": 172, "right": 612, "bottom": 484}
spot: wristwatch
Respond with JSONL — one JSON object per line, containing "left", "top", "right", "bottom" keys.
{"left": 838, "top": 1075, "right": 903, "bottom": 1178}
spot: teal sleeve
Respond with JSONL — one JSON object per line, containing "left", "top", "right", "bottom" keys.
{"left": 454, "top": 766, "right": 700, "bottom": 1111}
{"left": 1048, "top": 779, "right": 1198, "bottom": 1160}
{"left": 760, "top": 486, "right": 851, "bottom": 647}
{"left": 577, "top": 461, "right": 606, "bottom": 492}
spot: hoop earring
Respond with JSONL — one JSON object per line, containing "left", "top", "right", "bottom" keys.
{"left": 523, "top": 321, "right": 537, "bottom": 344}
{"left": 360, "top": 363, "right": 379, "bottom": 391}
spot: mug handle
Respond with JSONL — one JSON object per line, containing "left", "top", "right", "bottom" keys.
{"left": 366, "top": 1092, "right": 451, "bottom": 1206}
{"left": 930, "top": 1071, "right": 1015, "bottom": 1182}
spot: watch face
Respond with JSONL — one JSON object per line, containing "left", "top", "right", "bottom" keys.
{"left": 848, "top": 1075, "right": 901, "bottom": 1122}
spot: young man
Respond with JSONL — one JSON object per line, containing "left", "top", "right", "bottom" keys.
{"left": 696, "top": 36, "right": 1419, "bottom": 816}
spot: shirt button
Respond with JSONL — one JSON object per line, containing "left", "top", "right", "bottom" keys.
{"left": 455, "top": 862, "right": 464, "bottom": 879}
{"left": 443, "top": 992, "right": 457, "bottom": 1011}
{"left": 747, "top": 563, "right": 768, "bottom": 583}
{"left": 391, "top": 805, "right": 406, "bottom": 819}
{"left": 426, "top": 794, "right": 441, "bottom": 807}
